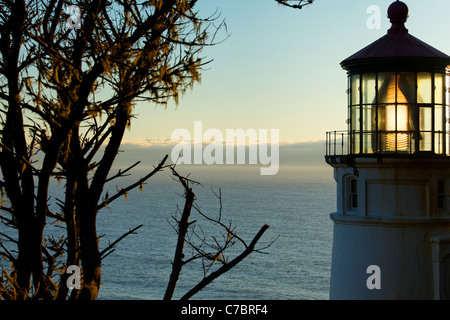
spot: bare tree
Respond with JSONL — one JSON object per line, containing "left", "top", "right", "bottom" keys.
{"left": 164, "top": 167, "right": 272, "bottom": 300}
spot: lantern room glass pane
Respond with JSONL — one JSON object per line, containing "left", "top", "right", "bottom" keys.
{"left": 435, "top": 133, "right": 444, "bottom": 154}
{"left": 377, "top": 103, "right": 413, "bottom": 152}
{"left": 377, "top": 104, "right": 412, "bottom": 132}
{"left": 351, "top": 133, "right": 360, "bottom": 154}
{"left": 435, "top": 105, "right": 443, "bottom": 132}
{"left": 351, "top": 106, "right": 360, "bottom": 132}
{"left": 418, "top": 72, "right": 432, "bottom": 103}
{"left": 420, "top": 107, "right": 432, "bottom": 131}
{"left": 350, "top": 106, "right": 361, "bottom": 140}
{"left": 362, "top": 132, "right": 374, "bottom": 154}
{"left": 420, "top": 132, "right": 432, "bottom": 151}
{"left": 351, "top": 75, "right": 360, "bottom": 105}
{"left": 435, "top": 73, "right": 444, "bottom": 104}
{"left": 397, "top": 72, "right": 416, "bottom": 103}
{"left": 362, "top": 73, "right": 376, "bottom": 104}
{"left": 377, "top": 105, "right": 386, "bottom": 131}
{"left": 378, "top": 72, "right": 395, "bottom": 104}
{"left": 395, "top": 104, "right": 410, "bottom": 132}
{"left": 378, "top": 72, "right": 415, "bottom": 104}
{"left": 362, "top": 105, "right": 375, "bottom": 131}
{"left": 362, "top": 105, "right": 375, "bottom": 154}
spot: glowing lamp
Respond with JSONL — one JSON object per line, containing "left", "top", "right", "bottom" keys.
{"left": 384, "top": 75, "right": 409, "bottom": 151}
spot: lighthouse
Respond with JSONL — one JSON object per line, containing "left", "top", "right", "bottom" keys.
{"left": 325, "top": 1, "right": 450, "bottom": 299}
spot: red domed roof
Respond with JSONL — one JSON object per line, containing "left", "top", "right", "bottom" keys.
{"left": 341, "top": 1, "right": 450, "bottom": 73}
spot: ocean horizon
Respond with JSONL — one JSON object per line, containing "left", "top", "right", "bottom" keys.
{"left": 0, "top": 148, "right": 336, "bottom": 300}
{"left": 95, "top": 164, "right": 336, "bottom": 300}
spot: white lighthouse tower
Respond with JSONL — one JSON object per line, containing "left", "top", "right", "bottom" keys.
{"left": 325, "top": 1, "right": 450, "bottom": 299}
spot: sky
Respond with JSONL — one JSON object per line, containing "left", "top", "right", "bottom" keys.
{"left": 116, "top": 0, "right": 450, "bottom": 175}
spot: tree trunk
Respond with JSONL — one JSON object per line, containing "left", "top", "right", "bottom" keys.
{"left": 76, "top": 202, "right": 102, "bottom": 300}
{"left": 74, "top": 105, "right": 130, "bottom": 299}
{"left": 56, "top": 171, "right": 79, "bottom": 300}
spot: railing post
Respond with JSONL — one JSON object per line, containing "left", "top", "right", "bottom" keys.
{"left": 325, "top": 131, "right": 351, "bottom": 157}
{"left": 327, "top": 132, "right": 331, "bottom": 156}
{"left": 334, "top": 131, "right": 337, "bottom": 156}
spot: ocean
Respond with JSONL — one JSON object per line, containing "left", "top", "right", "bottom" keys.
{"left": 95, "top": 164, "right": 336, "bottom": 300}
{"left": 0, "top": 163, "right": 335, "bottom": 300}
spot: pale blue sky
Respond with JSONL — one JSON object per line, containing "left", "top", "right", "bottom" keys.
{"left": 123, "top": 0, "right": 450, "bottom": 146}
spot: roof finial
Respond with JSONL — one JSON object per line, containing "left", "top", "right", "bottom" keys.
{"left": 387, "top": 1, "right": 409, "bottom": 33}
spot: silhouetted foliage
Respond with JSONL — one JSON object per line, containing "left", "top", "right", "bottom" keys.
{"left": 0, "top": 0, "right": 274, "bottom": 300}
{"left": 164, "top": 167, "right": 272, "bottom": 300}
{"left": 275, "top": 0, "right": 315, "bottom": 9}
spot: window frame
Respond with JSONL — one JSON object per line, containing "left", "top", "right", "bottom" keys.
{"left": 345, "top": 176, "right": 358, "bottom": 213}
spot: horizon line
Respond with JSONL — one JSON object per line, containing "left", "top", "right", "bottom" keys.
{"left": 121, "top": 137, "right": 327, "bottom": 148}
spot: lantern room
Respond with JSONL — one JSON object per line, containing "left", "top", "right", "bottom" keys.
{"left": 327, "top": 0, "right": 450, "bottom": 158}
{"left": 346, "top": 70, "right": 446, "bottom": 155}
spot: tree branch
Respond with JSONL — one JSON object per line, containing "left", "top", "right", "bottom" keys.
{"left": 164, "top": 167, "right": 196, "bottom": 300}
{"left": 100, "top": 224, "right": 143, "bottom": 259}
{"left": 164, "top": 167, "right": 272, "bottom": 300}
{"left": 180, "top": 224, "right": 270, "bottom": 300}
{"left": 275, "top": 0, "right": 314, "bottom": 9}
{"left": 105, "top": 161, "right": 141, "bottom": 183}
{"left": 97, "top": 154, "right": 169, "bottom": 211}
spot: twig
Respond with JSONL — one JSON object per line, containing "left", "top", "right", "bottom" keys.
{"left": 100, "top": 224, "right": 143, "bottom": 259}
{"left": 165, "top": 167, "right": 274, "bottom": 300}
{"left": 105, "top": 161, "right": 141, "bottom": 183}
{"left": 276, "top": 0, "right": 314, "bottom": 9}
{"left": 97, "top": 155, "right": 169, "bottom": 210}
{"left": 180, "top": 224, "right": 270, "bottom": 300}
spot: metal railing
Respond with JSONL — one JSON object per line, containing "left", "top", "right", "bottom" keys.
{"left": 326, "top": 131, "right": 349, "bottom": 157}
{"left": 325, "top": 130, "right": 450, "bottom": 157}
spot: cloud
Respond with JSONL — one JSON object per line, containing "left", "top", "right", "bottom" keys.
{"left": 119, "top": 138, "right": 327, "bottom": 167}
{"left": 122, "top": 137, "right": 326, "bottom": 148}
{"left": 111, "top": 138, "right": 332, "bottom": 181}
{"left": 121, "top": 137, "right": 177, "bottom": 148}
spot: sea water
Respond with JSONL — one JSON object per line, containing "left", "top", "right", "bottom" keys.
{"left": 95, "top": 165, "right": 335, "bottom": 300}
{"left": 0, "top": 164, "right": 335, "bottom": 300}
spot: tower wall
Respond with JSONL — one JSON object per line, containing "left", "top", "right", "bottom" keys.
{"left": 329, "top": 157, "right": 450, "bottom": 299}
